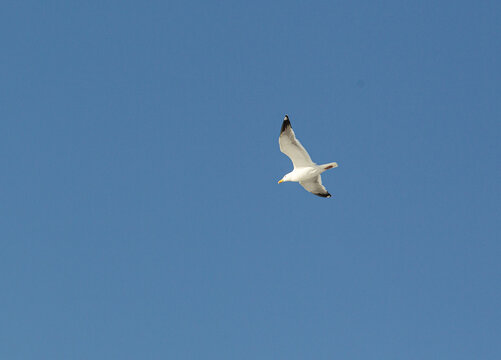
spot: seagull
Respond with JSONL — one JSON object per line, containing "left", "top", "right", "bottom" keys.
{"left": 278, "top": 115, "right": 338, "bottom": 198}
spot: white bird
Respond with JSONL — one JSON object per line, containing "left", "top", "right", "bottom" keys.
{"left": 278, "top": 115, "right": 338, "bottom": 198}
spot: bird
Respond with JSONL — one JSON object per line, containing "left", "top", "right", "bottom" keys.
{"left": 278, "top": 115, "right": 338, "bottom": 198}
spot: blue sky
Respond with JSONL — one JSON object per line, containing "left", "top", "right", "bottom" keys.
{"left": 1, "top": 0, "right": 500, "bottom": 359}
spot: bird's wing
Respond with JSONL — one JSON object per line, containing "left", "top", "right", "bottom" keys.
{"left": 300, "top": 175, "right": 331, "bottom": 198}
{"left": 279, "top": 116, "right": 315, "bottom": 168}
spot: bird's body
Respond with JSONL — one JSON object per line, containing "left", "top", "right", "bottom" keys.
{"left": 282, "top": 166, "right": 320, "bottom": 182}
{"left": 278, "top": 115, "right": 338, "bottom": 198}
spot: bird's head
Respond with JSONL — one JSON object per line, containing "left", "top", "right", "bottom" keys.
{"left": 278, "top": 174, "right": 291, "bottom": 184}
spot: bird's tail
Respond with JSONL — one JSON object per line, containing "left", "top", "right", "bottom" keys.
{"left": 320, "top": 162, "right": 338, "bottom": 171}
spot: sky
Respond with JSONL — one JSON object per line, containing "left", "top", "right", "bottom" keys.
{"left": 1, "top": 0, "right": 500, "bottom": 359}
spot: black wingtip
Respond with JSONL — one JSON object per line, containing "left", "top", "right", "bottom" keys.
{"left": 280, "top": 115, "right": 291, "bottom": 134}
{"left": 314, "top": 192, "right": 332, "bottom": 198}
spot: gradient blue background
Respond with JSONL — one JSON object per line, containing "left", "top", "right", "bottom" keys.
{"left": 1, "top": 1, "right": 500, "bottom": 359}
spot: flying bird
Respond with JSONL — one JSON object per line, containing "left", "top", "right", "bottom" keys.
{"left": 278, "top": 115, "right": 338, "bottom": 198}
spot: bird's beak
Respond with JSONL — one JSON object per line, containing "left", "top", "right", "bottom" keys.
{"left": 278, "top": 179, "right": 284, "bottom": 184}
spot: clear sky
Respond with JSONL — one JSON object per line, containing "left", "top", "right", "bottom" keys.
{"left": 1, "top": 1, "right": 500, "bottom": 359}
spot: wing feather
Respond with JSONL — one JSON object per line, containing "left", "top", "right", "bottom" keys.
{"left": 299, "top": 175, "right": 331, "bottom": 198}
{"left": 279, "top": 116, "right": 315, "bottom": 168}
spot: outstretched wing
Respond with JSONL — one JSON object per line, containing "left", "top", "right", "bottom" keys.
{"left": 300, "top": 175, "right": 331, "bottom": 198}
{"left": 279, "top": 115, "right": 315, "bottom": 168}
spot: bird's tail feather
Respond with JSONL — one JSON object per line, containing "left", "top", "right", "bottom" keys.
{"left": 321, "top": 162, "right": 338, "bottom": 170}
